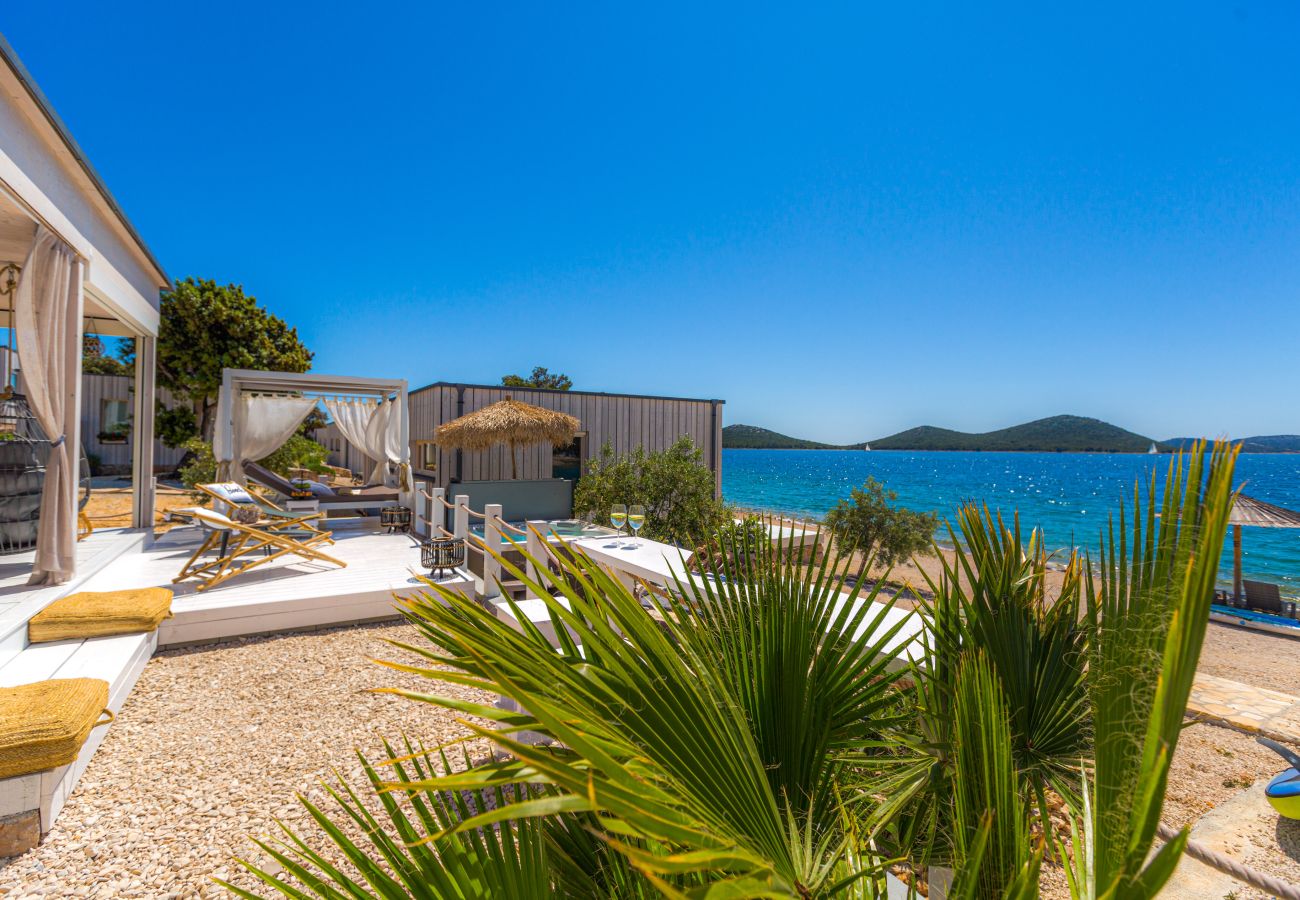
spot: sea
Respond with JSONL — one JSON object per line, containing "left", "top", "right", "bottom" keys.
{"left": 722, "top": 449, "right": 1300, "bottom": 596}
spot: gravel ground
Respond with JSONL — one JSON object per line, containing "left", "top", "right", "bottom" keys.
{"left": 0, "top": 621, "right": 496, "bottom": 899}
{"left": 1166, "top": 722, "right": 1300, "bottom": 899}
{"left": 1039, "top": 721, "right": 1300, "bottom": 898}
{"left": 1198, "top": 621, "right": 1300, "bottom": 697}
{"left": 1162, "top": 721, "right": 1283, "bottom": 830}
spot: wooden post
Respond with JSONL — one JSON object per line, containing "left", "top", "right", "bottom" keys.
{"left": 483, "top": 503, "right": 503, "bottom": 601}
{"left": 453, "top": 494, "right": 469, "bottom": 540}
{"left": 1233, "top": 524, "right": 1243, "bottom": 604}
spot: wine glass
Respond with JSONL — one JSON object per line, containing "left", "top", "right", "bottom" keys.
{"left": 610, "top": 503, "right": 627, "bottom": 546}
{"left": 627, "top": 504, "right": 645, "bottom": 547}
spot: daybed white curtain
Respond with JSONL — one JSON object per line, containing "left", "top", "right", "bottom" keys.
{"left": 324, "top": 397, "right": 407, "bottom": 488}
{"left": 15, "top": 226, "right": 82, "bottom": 585}
{"left": 215, "top": 394, "right": 318, "bottom": 484}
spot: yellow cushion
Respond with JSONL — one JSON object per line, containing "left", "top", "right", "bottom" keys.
{"left": 0, "top": 679, "right": 111, "bottom": 778}
{"left": 28, "top": 588, "right": 173, "bottom": 643}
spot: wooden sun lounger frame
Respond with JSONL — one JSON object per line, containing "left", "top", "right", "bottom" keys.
{"left": 170, "top": 509, "right": 347, "bottom": 592}
{"left": 193, "top": 482, "right": 333, "bottom": 545}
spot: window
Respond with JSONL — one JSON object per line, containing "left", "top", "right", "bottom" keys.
{"left": 551, "top": 432, "right": 586, "bottom": 481}
{"left": 99, "top": 399, "right": 130, "bottom": 441}
{"left": 417, "top": 440, "right": 438, "bottom": 472}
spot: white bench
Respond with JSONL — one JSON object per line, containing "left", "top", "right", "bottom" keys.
{"left": 0, "top": 629, "right": 155, "bottom": 852}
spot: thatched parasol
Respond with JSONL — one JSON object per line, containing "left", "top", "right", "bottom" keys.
{"left": 1227, "top": 494, "right": 1300, "bottom": 601}
{"left": 435, "top": 397, "right": 580, "bottom": 479}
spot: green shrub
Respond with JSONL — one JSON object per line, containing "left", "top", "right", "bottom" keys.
{"left": 178, "top": 438, "right": 216, "bottom": 497}
{"left": 573, "top": 436, "right": 726, "bottom": 544}
{"left": 259, "top": 434, "right": 331, "bottom": 478}
{"left": 178, "top": 435, "right": 330, "bottom": 499}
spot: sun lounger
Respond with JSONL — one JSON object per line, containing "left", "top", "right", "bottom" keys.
{"left": 195, "top": 482, "right": 332, "bottom": 544}
{"left": 242, "top": 461, "right": 399, "bottom": 512}
{"left": 1244, "top": 579, "right": 1296, "bottom": 617}
{"left": 168, "top": 507, "right": 347, "bottom": 591}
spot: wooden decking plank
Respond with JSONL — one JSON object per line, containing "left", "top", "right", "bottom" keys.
{"left": 0, "top": 640, "right": 83, "bottom": 687}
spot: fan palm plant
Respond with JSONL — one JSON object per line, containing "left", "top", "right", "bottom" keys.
{"left": 224, "top": 443, "right": 1237, "bottom": 900}
{"left": 880, "top": 504, "right": 1091, "bottom": 867}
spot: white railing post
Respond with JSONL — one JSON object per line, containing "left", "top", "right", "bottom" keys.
{"left": 483, "top": 503, "right": 504, "bottom": 602}
{"left": 414, "top": 479, "right": 431, "bottom": 538}
{"left": 431, "top": 487, "right": 446, "bottom": 534}
{"left": 524, "top": 520, "right": 549, "bottom": 600}
{"left": 453, "top": 494, "right": 470, "bottom": 540}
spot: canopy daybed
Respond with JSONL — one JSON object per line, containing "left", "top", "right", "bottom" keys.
{"left": 212, "top": 369, "right": 413, "bottom": 515}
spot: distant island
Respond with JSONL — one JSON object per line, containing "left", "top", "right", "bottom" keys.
{"left": 870, "top": 416, "right": 1160, "bottom": 453}
{"left": 1163, "top": 434, "right": 1300, "bottom": 454}
{"left": 724, "top": 416, "right": 1300, "bottom": 453}
{"left": 721, "top": 424, "right": 844, "bottom": 450}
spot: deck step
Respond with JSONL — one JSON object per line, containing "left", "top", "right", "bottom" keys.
{"left": 0, "top": 629, "right": 156, "bottom": 841}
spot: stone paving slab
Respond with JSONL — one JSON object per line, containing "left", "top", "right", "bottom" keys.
{"left": 1189, "top": 672, "right": 1300, "bottom": 743}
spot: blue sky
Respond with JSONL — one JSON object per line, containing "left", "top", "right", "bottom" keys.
{"left": 3, "top": 3, "right": 1298, "bottom": 443}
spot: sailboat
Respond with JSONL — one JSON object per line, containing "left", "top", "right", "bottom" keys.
{"left": 862, "top": 442, "right": 871, "bottom": 451}
{"left": 1148, "top": 442, "right": 1158, "bottom": 455}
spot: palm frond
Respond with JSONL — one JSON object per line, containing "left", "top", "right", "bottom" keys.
{"left": 218, "top": 739, "right": 553, "bottom": 899}
{"left": 1082, "top": 440, "right": 1237, "bottom": 898}
{"left": 386, "top": 521, "right": 914, "bottom": 894}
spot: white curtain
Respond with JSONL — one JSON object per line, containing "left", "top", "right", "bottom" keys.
{"left": 15, "top": 226, "right": 81, "bottom": 585}
{"left": 222, "top": 394, "right": 317, "bottom": 484}
{"left": 324, "top": 397, "right": 406, "bottom": 488}
{"left": 324, "top": 397, "right": 386, "bottom": 483}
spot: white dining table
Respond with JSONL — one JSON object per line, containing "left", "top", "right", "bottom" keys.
{"left": 568, "top": 534, "right": 696, "bottom": 587}
{"left": 560, "top": 534, "right": 926, "bottom": 671}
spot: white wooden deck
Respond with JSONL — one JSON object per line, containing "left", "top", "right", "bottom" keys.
{"left": 0, "top": 629, "right": 156, "bottom": 833}
{"left": 75, "top": 522, "right": 474, "bottom": 646}
{"left": 0, "top": 529, "right": 150, "bottom": 666}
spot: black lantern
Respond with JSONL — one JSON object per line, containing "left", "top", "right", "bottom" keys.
{"left": 380, "top": 505, "right": 412, "bottom": 533}
{"left": 421, "top": 537, "right": 466, "bottom": 577}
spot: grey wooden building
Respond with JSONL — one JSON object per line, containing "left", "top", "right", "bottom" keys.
{"left": 80, "top": 373, "right": 187, "bottom": 472}
{"left": 405, "top": 382, "right": 724, "bottom": 495}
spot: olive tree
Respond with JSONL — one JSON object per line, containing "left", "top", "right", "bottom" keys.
{"left": 824, "top": 477, "right": 937, "bottom": 578}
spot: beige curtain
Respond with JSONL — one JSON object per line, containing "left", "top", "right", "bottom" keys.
{"left": 236, "top": 394, "right": 317, "bottom": 481}
{"left": 15, "top": 226, "right": 82, "bottom": 585}
{"left": 323, "top": 398, "right": 384, "bottom": 482}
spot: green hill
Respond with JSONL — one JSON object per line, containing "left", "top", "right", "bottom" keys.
{"left": 722, "top": 424, "right": 841, "bottom": 450}
{"left": 1164, "top": 434, "right": 1300, "bottom": 453}
{"left": 871, "top": 415, "right": 1161, "bottom": 453}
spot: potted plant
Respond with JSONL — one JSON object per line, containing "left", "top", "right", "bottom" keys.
{"left": 97, "top": 422, "right": 130, "bottom": 444}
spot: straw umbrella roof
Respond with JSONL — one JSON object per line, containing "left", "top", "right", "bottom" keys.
{"left": 1229, "top": 494, "right": 1300, "bottom": 529}
{"left": 436, "top": 397, "right": 580, "bottom": 478}
{"left": 1224, "top": 494, "right": 1300, "bottom": 602}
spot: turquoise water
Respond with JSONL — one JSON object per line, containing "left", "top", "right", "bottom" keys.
{"left": 722, "top": 449, "right": 1300, "bottom": 595}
